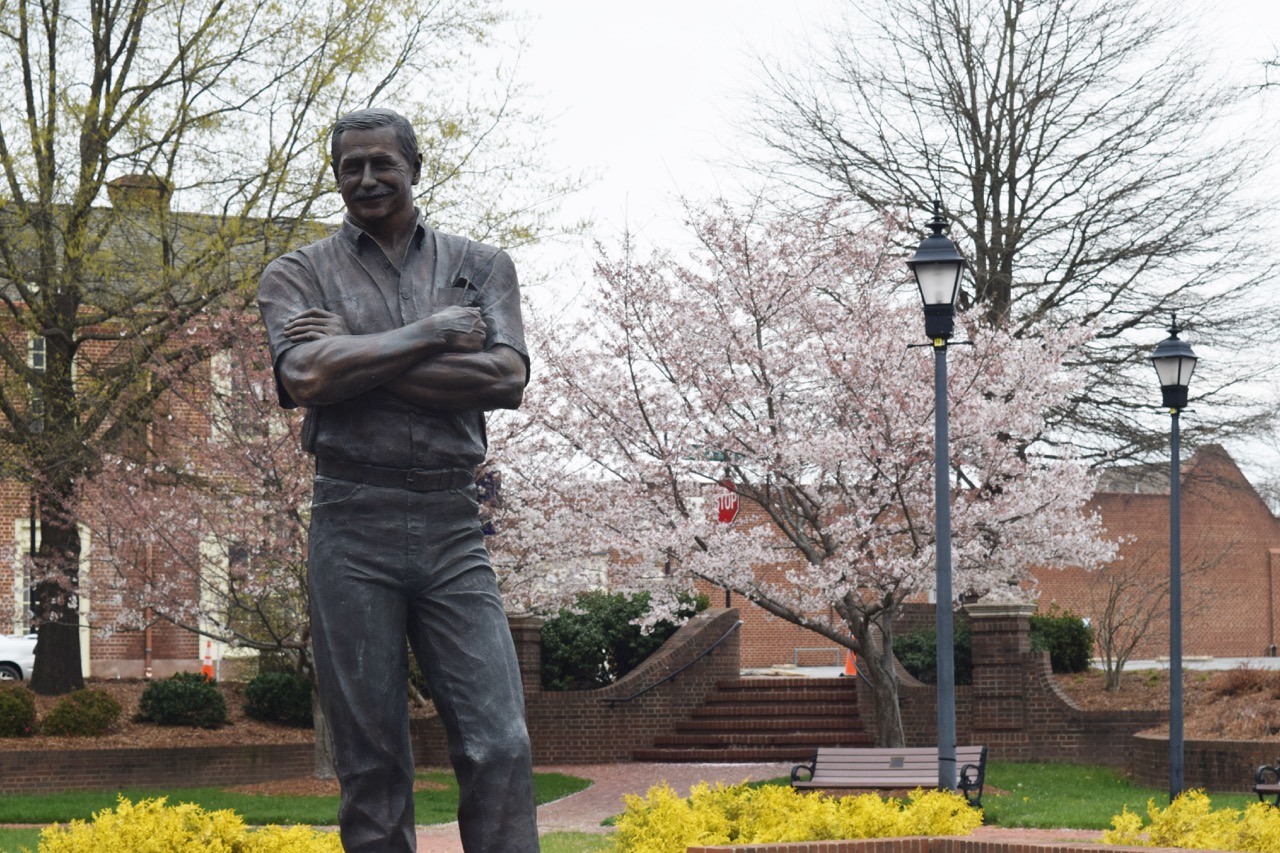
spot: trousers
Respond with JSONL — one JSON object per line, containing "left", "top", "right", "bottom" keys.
{"left": 307, "top": 475, "right": 538, "bottom": 853}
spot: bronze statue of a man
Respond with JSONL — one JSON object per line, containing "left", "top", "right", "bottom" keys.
{"left": 257, "top": 107, "right": 537, "bottom": 853}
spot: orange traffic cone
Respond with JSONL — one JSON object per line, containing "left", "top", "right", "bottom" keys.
{"left": 844, "top": 649, "right": 858, "bottom": 677}
{"left": 201, "top": 640, "right": 215, "bottom": 681}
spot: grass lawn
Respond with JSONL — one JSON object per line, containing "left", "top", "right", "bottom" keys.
{"left": 0, "top": 827, "right": 612, "bottom": 853}
{"left": 0, "top": 770, "right": 588, "bottom": 827}
{"left": 983, "top": 761, "right": 1260, "bottom": 830}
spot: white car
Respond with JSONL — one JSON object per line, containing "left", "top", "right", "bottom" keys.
{"left": 0, "top": 634, "right": 36, "bottom": 680}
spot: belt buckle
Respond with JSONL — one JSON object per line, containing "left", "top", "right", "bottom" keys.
{"left": 405, "top": 468, "right": 431, "bottom": 490}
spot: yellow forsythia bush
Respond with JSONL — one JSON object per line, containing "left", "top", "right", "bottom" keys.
{"left": 608, "top": 782, "right": 982, "bottom": 853}
{"left": 34, "top": 796, "right": 342, "bottom": 853}
{"left": 1103, "top": 790, "right": 1280, "bottom": 853}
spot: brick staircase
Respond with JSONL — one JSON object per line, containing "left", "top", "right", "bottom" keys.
{"left": 632, "top": 677, "right": 872, "bottom": 762}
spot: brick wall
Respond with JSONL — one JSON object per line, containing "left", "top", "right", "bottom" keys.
{"left": 0, "top": 743, "right": 314, "bottom": 794}
{"left": 1130, "top": 734, "right": 1277, "bottom": 793}
{"left": 687, "top": 839, "right": 1151, "bottom": 853}
{"left": 889, "top": 602, "right": 1166, "bottom": 772}
{"left": 416, "top": 608, "right": 743, "bottom": 765}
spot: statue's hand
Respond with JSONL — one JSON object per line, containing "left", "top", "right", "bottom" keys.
{"left": 423, "top": 306, "right": 487, "bottom": 353}
{"left": 285, "top": 309, "right": 350, "bottom": 341}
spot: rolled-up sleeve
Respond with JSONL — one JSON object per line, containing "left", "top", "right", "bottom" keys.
{"left": 257, "top": 253, "right": 319, "bottom": 408}
{"left": 477, "top": 249, "right": 530, "bottom": 381}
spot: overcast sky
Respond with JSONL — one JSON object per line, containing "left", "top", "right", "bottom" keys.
{"left": 501, "top": 0, "right": 1280, "bottom": 291}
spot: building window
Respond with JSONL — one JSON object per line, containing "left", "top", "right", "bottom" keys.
{"left": 28, "top": 334, "right": 45, "bottom": 435}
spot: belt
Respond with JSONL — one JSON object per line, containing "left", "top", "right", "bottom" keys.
{"left": 316, "top": 459, "right": 475, "bottom": 492}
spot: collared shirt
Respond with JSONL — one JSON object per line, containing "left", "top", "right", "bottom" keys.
{"left": 257, "top": 212, "right": 528, "bottom": 471}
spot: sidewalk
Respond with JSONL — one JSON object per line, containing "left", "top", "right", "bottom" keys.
{"left": 414, "top": 761, "right": 793, "bottom": 852}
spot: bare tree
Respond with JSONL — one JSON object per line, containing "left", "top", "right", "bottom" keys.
{"left": 0, "top": 0, "right": 569, "bottom": 693}
{"left": 754, "top": 0, "right": 1278, "bottom": 464}
{"left": 1086, "top": 524, "right": 1228, "bottom": 690}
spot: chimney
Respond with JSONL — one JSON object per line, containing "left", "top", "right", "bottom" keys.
{"left": 106, "top": 174, "right": 172, "bottom": 212}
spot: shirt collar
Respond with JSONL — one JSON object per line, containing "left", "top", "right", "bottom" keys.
{"left": 339, "top": 209, "right": 429, "bottom": 252}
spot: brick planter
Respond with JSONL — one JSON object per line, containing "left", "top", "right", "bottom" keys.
{"left": 0, "top": 743, "right": 314, "bottom": 794}
{"left": 1130, "top": 734, "right": 1279, "bottom": 793}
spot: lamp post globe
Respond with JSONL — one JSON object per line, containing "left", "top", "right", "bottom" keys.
{"left": 906, "top": 200, "right": 967, "bottom": 342}
{"left": 1151, "top": 316, "right": 1198, "bottom": 411}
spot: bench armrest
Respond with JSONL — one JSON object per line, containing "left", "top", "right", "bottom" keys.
{"left": 790, "top": 759, "right": 816, "bottom": 785}
{"left": 1255, "top": 760, "right": 1280, "bottom": 806}
{"left": 957, "top": 747, "right": 987, "bottom": 809}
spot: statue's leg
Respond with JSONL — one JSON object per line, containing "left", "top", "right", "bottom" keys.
{"left": 406, "top": 484, "right": 538, "bottom": 853}
{"left": 308, "top": 476, "right": 417, "bottom": 853}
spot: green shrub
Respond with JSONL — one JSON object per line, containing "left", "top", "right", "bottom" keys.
{"left": 243, "top": 671, "right": 313, "bottom": 727}
{"left": 0, "top": 683, "right": 37, "bottom": 737}
{"left": 136, "top": 672, "right": 228, "bottom": 729}
{"left": 894, "top": 622, "right": 973, "bottom": 686}
{"left": 38, "top": 796, "right": 342, "bottom": 852}
{"left": 540, "top": 591, "right": 709, "bottom": 690}
{"left": 611, "top": 782, "right": 981, "bottom": 851}
{"left": 42, "top": 688, "right": 122, "bottom": 736}
{"left": 1030, "top": 605, "right": 1094, "bottom": 673}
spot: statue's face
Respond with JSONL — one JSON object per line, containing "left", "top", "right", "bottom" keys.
{"left": 334, "top": 125, "right": 422, "bottom": 231}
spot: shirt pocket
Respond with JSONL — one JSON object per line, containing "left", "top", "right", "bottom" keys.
{"left": 431, "top": 281, "right": 481, "bottom": 311}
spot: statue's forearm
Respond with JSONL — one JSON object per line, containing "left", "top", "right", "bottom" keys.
{"left": 382, "top": 346, "right": 526, "bottom": 411}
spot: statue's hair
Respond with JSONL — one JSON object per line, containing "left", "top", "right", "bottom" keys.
{"left": 330, "top": 108, "right": 420, "bottom": 172}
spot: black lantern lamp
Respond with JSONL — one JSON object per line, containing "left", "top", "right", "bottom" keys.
{"left": 1151, "top": 315, "right": 1198, "bottom": 410}
{"left": 906, "top": 200, "right": 968, "bottom": 341}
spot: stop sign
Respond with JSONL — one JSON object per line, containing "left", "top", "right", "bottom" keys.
{"left": 716, "top": 480, "right": 740, "bottom": 524}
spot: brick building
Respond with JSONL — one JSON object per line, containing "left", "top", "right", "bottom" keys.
{"left": 1034, "top": 443, "right": 1280, "bottom": 660}
{"left": 0, "top": 177, "right": 286, "bottom": 680}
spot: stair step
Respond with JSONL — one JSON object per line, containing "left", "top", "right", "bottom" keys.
{"left": 720, "top": 677, "right": 857, "bottom": 689}
{"left": 652, "top": 731, "right": 875, "bottom": 747}
{"left": 691, "top": 703, "right": 858, "bottom": 719}
{"left": 702, "top": 689, "right": 857, "bottom": 704}
{"left": 675, "top": 717, "right": 864, "bottom": 733}
{"left": 632, "top": 674, "right": 870, "bottom": 763}
{"left": 633, "top": 746, "right": 819, "bottom": 762}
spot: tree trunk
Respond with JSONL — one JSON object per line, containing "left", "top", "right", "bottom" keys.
{"left": 29, "top": 485, "right": 85, "bottom": 696}
{"left": 857, "top": 624, "right": 906, "bottom": 747}
{"left": 312, "top": 688, "right": 337, "bottom": 780}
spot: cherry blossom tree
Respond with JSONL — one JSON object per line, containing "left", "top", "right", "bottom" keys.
{"left": 503, "top": 200, "right": 1116, "bottom": 746}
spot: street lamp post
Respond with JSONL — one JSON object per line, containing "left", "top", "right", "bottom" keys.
{"left": 1150, "top": 315, "right": 1197, "bottom": 803}
{"left": 906, "top": 200, "right": 967, "bottom": 792}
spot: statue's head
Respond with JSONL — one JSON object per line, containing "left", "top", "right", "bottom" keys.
{"left": 330, "top": 108, "right": 420, "bottom": 179}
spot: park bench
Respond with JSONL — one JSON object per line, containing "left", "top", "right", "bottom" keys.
{"left": 790, "top": 745, "right": 988, "bottom": 807}
{"left": 1255, "top": 758, "right": 1280, "bottom": 806}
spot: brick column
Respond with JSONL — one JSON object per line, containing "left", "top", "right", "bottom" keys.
{"left": 966, "top": 600, "right": 1036, "bottom": 756}
{"left": 507, "top": 614, "right": 544, "bottom": 697}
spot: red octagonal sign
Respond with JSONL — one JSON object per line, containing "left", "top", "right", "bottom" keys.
{"left": 716, "top": 480, "right": 740, "bottom": 524}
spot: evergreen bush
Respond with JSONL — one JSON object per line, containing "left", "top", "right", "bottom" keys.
{"left": 1029, "top": 605, "right": 1094, "bottom": 673}
{"left": 540, "top": 591, "right": 708, "bottom": 690}
{"left": 0, "top": 683, "right": 37, "bottom": 737}
{"left": 136, "top": 672, "right": 229, "bottom": 729}
{"left": 894, "top": 623, "right": 973, "bottom": 685}
{"left": 42, "top": 688, "right": 122, "bottom": 736}
{"left": 243, "top": 671, "right": 313, "bottom": 727}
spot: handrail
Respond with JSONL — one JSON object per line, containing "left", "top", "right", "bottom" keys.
{"left": 606, "top": 620, "right": 742, "bottom": 707}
